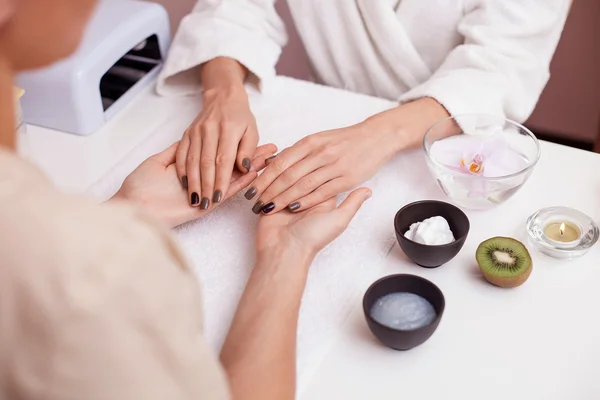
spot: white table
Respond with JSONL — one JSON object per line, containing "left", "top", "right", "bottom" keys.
{"left": 24, "top": 78, "right": 600, "bottom": 400}
{"left": 19, "top": 84, "right": 200, "bottom": 193}
{"left": 303, "top": 140, "right": 600, "bottom": 400}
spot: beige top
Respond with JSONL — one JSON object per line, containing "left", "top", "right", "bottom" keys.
{"left": 0, "top": 149, "right": 230, "bottom": 399}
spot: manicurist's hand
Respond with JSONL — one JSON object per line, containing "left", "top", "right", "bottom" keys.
{"left": 177, "top": 57, "right": 259, "bottom": 210}
{"left": 114, "top": 141, "right": 277, "bottom": 228}
{"left": 244, "top": 122, "right": 394, "bottom": 215}
{"left": 220, "top": 187, "right": 371, "bottom": 400}
{"left": 255, "top": 187, "right": 373, "bottom": 260}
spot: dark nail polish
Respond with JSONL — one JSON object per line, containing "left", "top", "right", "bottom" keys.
{"left": 242, "top": 158, "right": 251, "bottom": 172}
{"left": 265, "top": 155, "right": 276, "bottom": 164}
{"left": 252, "top": 201, "right": 264, "bottom": 214}
{"left": 262, "top": 202, "right": 275, "bottom": 214}
{"left": 181, "top": 175, "right": 188, "bottom": 189}
{"left": 245, "top": 187, "right": 257, "bottom": 200}
{"left": 288, "top": 202, "right": 301, "bottom": 212}
{"left": 191, "top": 192, "right": 199, "bottom": 206}
{"left": 200, "top": 197, "right": 210, "bottom": 210}
{"left": 213, "top": 190, "right": 222, "bottom": 203}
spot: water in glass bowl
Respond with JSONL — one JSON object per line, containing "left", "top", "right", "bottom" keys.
{"left": 424, "top": 115, "right": 540, "bottom": 210}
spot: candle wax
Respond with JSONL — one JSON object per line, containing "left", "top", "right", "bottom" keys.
{"left": 544, "top": 222, "right": 581, "bottom": 243}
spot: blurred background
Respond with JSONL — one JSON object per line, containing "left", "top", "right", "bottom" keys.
{"left": 150, "top": 0, "right": 600, "bottom": 152}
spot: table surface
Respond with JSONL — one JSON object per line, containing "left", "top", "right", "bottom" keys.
{"left": 22, "top": 78, "right": 600, "bottom": 400}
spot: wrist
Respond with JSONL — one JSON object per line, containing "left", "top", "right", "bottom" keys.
{"left": 360, "top": 97, "right": 450, "bottom": 155}
{"left": 256, "top": 244, "right": 315, "bottom": 277}
{"left": 356, "top": 116, "right": 407, "bottom": 159}
{"left": 203, "top": 83, "right": 247, "bottom": 103}
{"left": 201, "top": 57, "right": 248, "bottom": 93}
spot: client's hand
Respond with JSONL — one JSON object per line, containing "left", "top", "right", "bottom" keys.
{"left": 114, "top": 141, "right": 277, "bottom": 228}
{"left": 177, "top": 83, "right": 258, "bottom": 209}
{"left": 256, "top": 187, "right": 372, "bottom": 262}
{"left": 245, "top": 124, "right": 392, "bottom": 215}
{"left": 245, "top": 97, "right": 448, "bottom": 216}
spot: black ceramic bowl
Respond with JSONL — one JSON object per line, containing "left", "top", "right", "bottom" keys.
{"left": 363, "top": 274, "right": 445, "bottom": 351}
{"left": 394, "top": 200, "right": 470, "bottom": 268}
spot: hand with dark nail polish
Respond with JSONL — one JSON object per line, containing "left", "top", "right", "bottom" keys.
{"left": 191, "top": 192, "right": 200, "bottom": 206}
{"left": 213, "top": 190, "right": 223, "bottom": 203}
{"left": 115, "top": 140, "right": 277, "bottom": 228}
{"left": 245, "top": 187, "right": 257, "bottom": 200}
{"left": 252, "top": 201, "right": 265, "bottom": 214}
{"left": 242, "top": 158, "right": 252, "bottom": 172}
{"left": 255, "top": 188, "right": 372, "bottom": 256}
{"left": 247, "top": 121, "right": 397, "bottom": 215}
{"left": 261, "top": 202, "right": 275, "bottom": 214}
{"left": 174, "top": 81, "right": 260, "bottom": 216}
{"left": 200, "top": 197, "right": 210, "bottom": 210}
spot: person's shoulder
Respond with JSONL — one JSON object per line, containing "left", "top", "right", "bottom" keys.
{"left": 0, "top": 155, "right": 223, "bottom": 399}
{"left": 0, "top": 151, "right": 194, "bottom": 296}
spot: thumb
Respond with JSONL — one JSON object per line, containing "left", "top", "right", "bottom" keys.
{"left": 150, "top": 141, "right": 179, "bottom": 166}
{"left": 334, "top": 187, "right": 372, "bottom": 225}
{"left": 236, "top": 127, "right": 259, "bottom": 172}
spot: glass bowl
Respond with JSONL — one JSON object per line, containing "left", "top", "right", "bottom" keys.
{"left": 526, "top": 206, "right": 599, "bottom": 259}
{"left": 423, "top": 114, "right": 541, "bottom": 210}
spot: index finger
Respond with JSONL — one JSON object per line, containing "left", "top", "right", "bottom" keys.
{"left": 243, "top": 144, "right": 309, "bottom": 208}
{"left": 213, "top": 135, "right": 239, "bottom": 204}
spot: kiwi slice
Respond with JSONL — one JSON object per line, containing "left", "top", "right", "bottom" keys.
{"left": 476, "top": 237, "right": 532, "bottom": 288}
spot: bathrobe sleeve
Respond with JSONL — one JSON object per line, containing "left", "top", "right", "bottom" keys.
{"left": 157, "top": 0, "right": 288, "bottom": 95}
{"left": 399, "top": 0, "right": 571, "bottom": 123}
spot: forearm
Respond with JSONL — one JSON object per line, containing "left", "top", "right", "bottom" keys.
{"left": 362, "top": 97, "right": 450, "bottom": 156}
{"left": 220, "top": 247, "right": 313, "bottom": 400}
{"left": 201, "top": 57, "right": 248, "bottom": 92}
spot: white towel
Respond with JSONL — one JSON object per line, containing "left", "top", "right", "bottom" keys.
{"left": 87, "top": 77, "right": 436, "bottom": 392}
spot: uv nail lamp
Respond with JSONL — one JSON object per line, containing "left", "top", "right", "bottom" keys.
{"left": 16, "top": 0, "right": 171, "bottom": 136}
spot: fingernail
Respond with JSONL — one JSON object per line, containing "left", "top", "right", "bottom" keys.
{"left": 213, "top": 190, "right": 222, "bottom": 203}
{"left": 365, "top": 190, "right": 373, "bottom": 200}
{"left": 262, "top": 202, "right": 275, "bottom": 214}
{"left": 242, "top": 158, "right": 251, "bottom": 172}
{"left": 200, "top": 197, "right": 210, "bottom": 210}
{"left": 252, "top": 201, "right": 264, "bottom": 214}
{"left": 190, "top": 192, "right": 199, "bottom": 206}
{"left": 288, "top": 202, "right": 301, "bottom": 212}
{"left": 265, "top": 155, "right": 276, "bottom": 165}
{"left": 181, "top": 176, "right": 188, "bottom": 189}
{"left": 245, "top": 187, "right": 257, "bottom": 200}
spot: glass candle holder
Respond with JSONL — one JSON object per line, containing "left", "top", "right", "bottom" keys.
{"left": 525, "top": 207, "right": 599, "bottom": 259}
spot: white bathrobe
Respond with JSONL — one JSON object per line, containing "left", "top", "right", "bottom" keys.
{"left": 157, "top": 0, "right": 570, "bottom": 123}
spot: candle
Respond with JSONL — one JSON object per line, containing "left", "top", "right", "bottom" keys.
{"left": 544, "top": 221, "right": 581, "bottom": 244}
{"left": 526, "top": 206, "right": 598, "bottom": 260}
